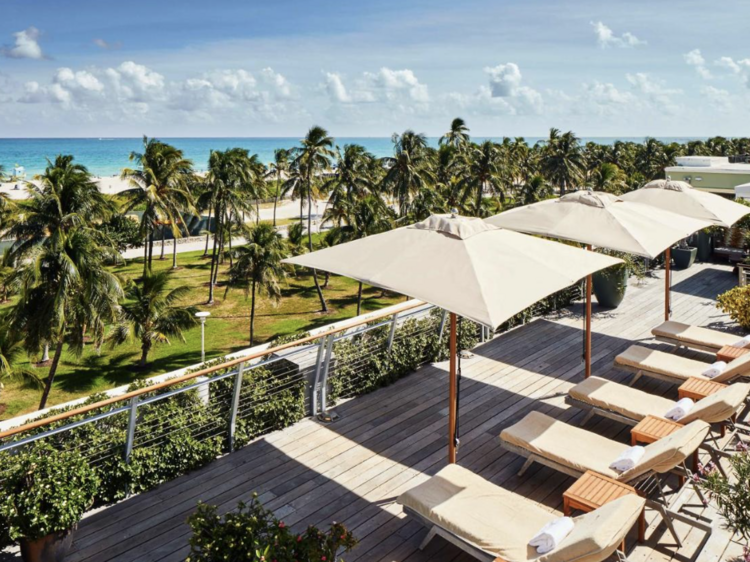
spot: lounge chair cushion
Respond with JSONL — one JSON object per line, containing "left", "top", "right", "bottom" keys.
{"left": 500, "top": 411, "right": 710, "bottom": 483}
{"left": 569, "top": 377, "right": 673, "bottom": 422}
{"left": 720, "top": 353, "right": 750, "bottom": 381}
{"left": 397, "top": 464, "right": 645, "bottom": 562}
{"left": 682, "top": 382, "right": 750, "bottom": 424}
{"left": 615, "top": 345, "right": 705, "bottom": 382}
{"left": 652, "top": 321, "right": 738, "bottom": 350}
{"left": 500, "top": 411, "right": 625, "bottom": 480}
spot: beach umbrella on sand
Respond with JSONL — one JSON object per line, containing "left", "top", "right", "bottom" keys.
{"left": 487, "top": 191, "right": 711, "bottom": 378}
{"left": 621, "top": 180, "right": 749, "bottom": 229}
{"left": 283, "top": 213, "right": 620, "bottom": 463}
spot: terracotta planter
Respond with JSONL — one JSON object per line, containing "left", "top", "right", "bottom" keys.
{"left": 19, "top": 527, "right": 75, "bottom": 562}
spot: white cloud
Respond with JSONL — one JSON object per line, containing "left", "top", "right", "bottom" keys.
{"left": 93, "top": 38, "right": 121, "bottom": 50}
{"left": 626, "top": 72, "right": 682, "bottom": 114}
{"left": 324, "top": 72, "right": 352, "bottom": 103}
{"left": 701, "top": 86, "right": 733, "bottom": 112}
{"left": 582, "top": 81, "right": 636, "bottom": 109}
{"left": 482, "top": 63, "right": 542, "bottom": 114}
{"left": 684, "top": 49, "right": 712, "bottom": 79}
{"left": 2, "top": 27, "right": 46, "bottom": 60}
{"left": 105, "top": 61, "right": 165, "bottom": 104}
{"left": 714, "top": 56, "right": 750, "bottom": 87}
{"left": 324, "top": 67, "right": 429, "bottom": 108}
{"left": 590, "top": 21, "right": 646, "bottom": 49}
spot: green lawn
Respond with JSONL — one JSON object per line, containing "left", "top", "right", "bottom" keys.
{"left": 0, "top": 248, "right": 403, "bottom": 420}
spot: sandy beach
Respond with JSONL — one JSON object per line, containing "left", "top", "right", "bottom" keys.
{"left": 0, "top": 175, "right": 133, "bottom": 200}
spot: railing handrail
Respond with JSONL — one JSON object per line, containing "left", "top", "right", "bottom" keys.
{"left": 0, "top": 299, "right": 426, "bottom": 441}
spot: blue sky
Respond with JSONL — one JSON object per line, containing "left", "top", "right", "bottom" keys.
{"left": 1, "top": 0, "right": 749, "bottom": 137}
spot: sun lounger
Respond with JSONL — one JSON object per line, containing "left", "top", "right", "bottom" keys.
{"left": 499, "top": 411, "right": 712, "bottom": 545}
{"left": 652, "top": 321, "right": 741, "bottom": 353}
{"left": 615, "top": 344, "right": 750, "bottom": 386}
{"left": 566, "top": 377, "right": 750, "bottom": 470}
{"left": 398, "top": 464, "right": 645, "bottom": 562}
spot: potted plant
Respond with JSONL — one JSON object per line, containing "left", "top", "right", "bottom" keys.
{"left": 700, "top": 447, "right": 750, "bottom": 561}
{"left": 672, "top": 239, "right": 697, "bottom": 270}
{"left": 0, "top": 445, "right": 98, "bottom": 562}
{"left": 592, "top": 251, "right": 643, "bottom": 309}
{"left": 186, "top": 494, "right": 357, "bottom": 562}
{"left": 694, "top": 228, "right": 717, "bottom": 262}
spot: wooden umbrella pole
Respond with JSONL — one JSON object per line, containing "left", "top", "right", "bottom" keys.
{"left": 665, "top": 247, "right": 671, "bottom": 321}
{"left": 448, "top": 312, "right": 457, "bottom": 464}
{"left": 585, "top": 245, "right": 593, "bottom": 379}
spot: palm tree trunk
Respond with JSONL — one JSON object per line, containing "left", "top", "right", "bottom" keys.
{"left": 207, "top": 205, "right": 221, "bottom": 304}
{"left": 273, "top": 177, "right": 279, "bottom": 227}
{"left": 172, "top": 235, "right": 178, "bottom": 269}
{"left": 255, "top": 199, "right": 260, "bottom": 225}
{"left": 356, "top": 281, "right": 363, "bottom": 316}
{"left": 38, "top": 338, "right": 64, "bottom": 410}
{"left": 160, "top": 228, "right": 166, "bottom": 259}
{"left": 308, "top": 186, "right": 328, "bottom": 312}
{"left": 139, "top": 341, "right": 151, "bottom": 367}
{"left": 148, "top": 231, "right": 155, "bottom": 270}
{"left": 323, "top": 271, "right": 330, "bottom": 288}
{"left": 142, "top": 233, "right": 149, "bottom": 278}
{"left": 203, "top": 207, "right": 212, "bottom": 257}
{"left": 41, "top": 343, "right": 50, "bottom": 363}
{"left": 249, "top": 279, "right": 257, "bottom": 345}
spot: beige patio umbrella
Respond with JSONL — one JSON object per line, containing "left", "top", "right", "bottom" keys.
{"left": 284, "top": 214, "right": 620, "bottom": 463}
{"left": 486, "top": 191, "right": 711, "bottom": 377}
{"left": 621, "top": 179, "right": 750, "bottom": 228}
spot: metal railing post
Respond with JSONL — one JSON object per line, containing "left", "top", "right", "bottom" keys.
{"left": 320, "top": 335, "right": 335, "bottom": 414}
{"left": 124, "top": 396, "right": 139, "bottom": 465}
{"left": 438, "top": 310, "right": 448, "bottom": 340}
{"left": 311, "top": 336, "right": 328, "bottom": 417}
{"left": 387, "top": 312, "right": 400, "bottom": 350}
{"left": 228, "top": 362, "right": 245, "bottom": 452}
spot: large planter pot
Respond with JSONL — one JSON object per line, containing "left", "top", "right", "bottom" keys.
{"left": 672, "top": 246, "right": 697, "bottom": 270}
{"left": 19, "top": 527, "right": 75, "bottom": 562}
{"left": 592, "top": 266, "right": 629, "bottom": 309}
{"left": 696, "top": 231, "right": 713, "bottom": 262}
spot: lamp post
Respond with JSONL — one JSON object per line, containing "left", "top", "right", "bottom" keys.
{"left": 195, "top": 311, "right": 211, "bottom": 363}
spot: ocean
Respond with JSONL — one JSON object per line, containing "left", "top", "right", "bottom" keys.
{"left": 0, "top": 137, "right": 704, "bottom": 178}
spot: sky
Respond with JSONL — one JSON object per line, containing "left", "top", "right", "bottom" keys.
{"left": 1, "top": 0, "right": 749, "bottom": 138}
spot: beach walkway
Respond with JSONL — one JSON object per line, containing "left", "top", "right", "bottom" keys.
{"left": 38, "top": 263, "right": 746, "bottom": 562}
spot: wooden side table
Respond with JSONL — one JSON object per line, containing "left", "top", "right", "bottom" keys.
{"left": 563, "top": 470, "right": 645, "bottom": 546}
{"left": 678, "top": 377, "right": 728, "bottom": 401}
{"left": 716, "top": 344, "right": 750, "bottom": 363}
{"left": 631, "top": 415, "right": 694, "bottom": 481}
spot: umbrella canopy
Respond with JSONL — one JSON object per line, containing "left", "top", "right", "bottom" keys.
{"left": 485, "top": 191, "right": 711, "bottom": 259}
{"left": 283, "top": 214, "right": 621, "bottom": 329}
{"left": 621, "top": 180, "right": 750, "bottom": 228}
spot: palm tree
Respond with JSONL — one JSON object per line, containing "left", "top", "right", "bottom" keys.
{"left": 290, "top": 126, "right": 335, "bottom": 313}
{"left": 13, "top": 229, "right": 122, "bottom": 409}
{"left": 286, "top": 222, "right": 307, "bottom": 257}
{"left": 440, "top": 118, "right": 470, "bottom": 150}
{"left": 382, "top": 130, "right": 435, "bottom": 217}
{"left": 120, "top": 137, "right": 195, "bottom": 276}
{"left": 0, "top": 248, "right": 16, "bottom": 302}
{"left": 516, "top": 174, "right": 552, "bottom": 206}
{"left": 459, "top": 140, "right": 505, "bottom": 216}
{"left": 109, "top": 271, "right": 197, "bottom": 367}
{"left": 635, "top": 138, "right": 668, "bottom": 180}
{"left": 540, "top": 128, "right": 585, "bottom": 196}
{"left": 324, "top": 194, "right": 393, "bottom": 315}
{"left": 268, "top": 149, "right": 290, "bottom": 227}
{"left": 200, "top": 148, "right": 257, "bottom": 304}
{"left": 589, "top": 163, "right": 627, "bottom": 195}
{"left": 0, "top": 321, "right": 42, "bottom": 393}
{"left": 226, "top": 223, "right": 287, "bottom": 345}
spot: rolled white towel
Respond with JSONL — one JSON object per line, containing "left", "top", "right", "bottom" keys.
{"left": 702, "top": 361, "right": 727, "bottom": 379}
{"left": 664, "top": 397, "right": 695, "bottom": 421}
{"left": 730, "top": 334, "right": 750, "bottom": 348}
{"left": 529, "top": 516, "right": 575, "bottom": 554}
{"left": 609, "top": 445, "right": 646, "bottom": 473}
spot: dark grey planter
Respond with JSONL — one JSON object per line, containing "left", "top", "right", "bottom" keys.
{"left": 592, "top": 266, "right": 629, "bottom": 309}
{"left": 673, "top": 247, "right": 697, "bottom": 270}
{"left": 696, "top": 231, "right": 713, "bottom": 262}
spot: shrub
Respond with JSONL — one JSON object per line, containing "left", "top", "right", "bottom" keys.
{"left": 701, "top": 448, "right": 750, "bottom": 550}
{"left": 0, "top": 445, "right": 98, "bottom": 544}
{"left": 186, "top": 495, "right": 357, "bottom": 562}
{"left": 717, "top": 285, "right": 750, "bottom": 330}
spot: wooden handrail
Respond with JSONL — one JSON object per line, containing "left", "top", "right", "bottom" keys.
{"left": 0, "top": 300, "right": 427, "bottom": 440}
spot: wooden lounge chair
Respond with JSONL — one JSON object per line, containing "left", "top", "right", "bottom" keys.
{"left": 652, "top": 321, "right": 742, "bottom": 353}
{"left": 499, "top": 411, "right": 712, "bottom": 546}
{"left": 614, "top": 344, "right": 750, "bottom": 386}
{"left": 566, "top": 377, "right": 750, "bottom": 469}
{"left": 397, "top": 464, "right": 645, "bottom": 562}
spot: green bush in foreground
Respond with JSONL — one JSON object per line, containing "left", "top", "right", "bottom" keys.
{"left": 186, "top": 495, "right": 357, "bottom": 562}
{"left": 0, "top": 445, "right": 98, "bottom": 544}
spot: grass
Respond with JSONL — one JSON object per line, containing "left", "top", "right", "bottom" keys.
{"left": 0, "top": 246, "right": 404, "bottom": 420}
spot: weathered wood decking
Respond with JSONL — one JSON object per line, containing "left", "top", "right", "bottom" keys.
{"left": 42, "top": 264, "right": 750, "bottom": 561}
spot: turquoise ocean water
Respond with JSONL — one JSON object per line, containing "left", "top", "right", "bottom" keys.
{"left": 0, "top": 137, "right": 703, "bottom": 178}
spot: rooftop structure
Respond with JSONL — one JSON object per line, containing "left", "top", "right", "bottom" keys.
{"left": 666, "top": 156, "right": 750, "bottom": 195}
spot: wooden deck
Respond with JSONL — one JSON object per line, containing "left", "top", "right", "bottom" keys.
{"left": 32, "top": 264, "right": 750, "bottom": 561}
